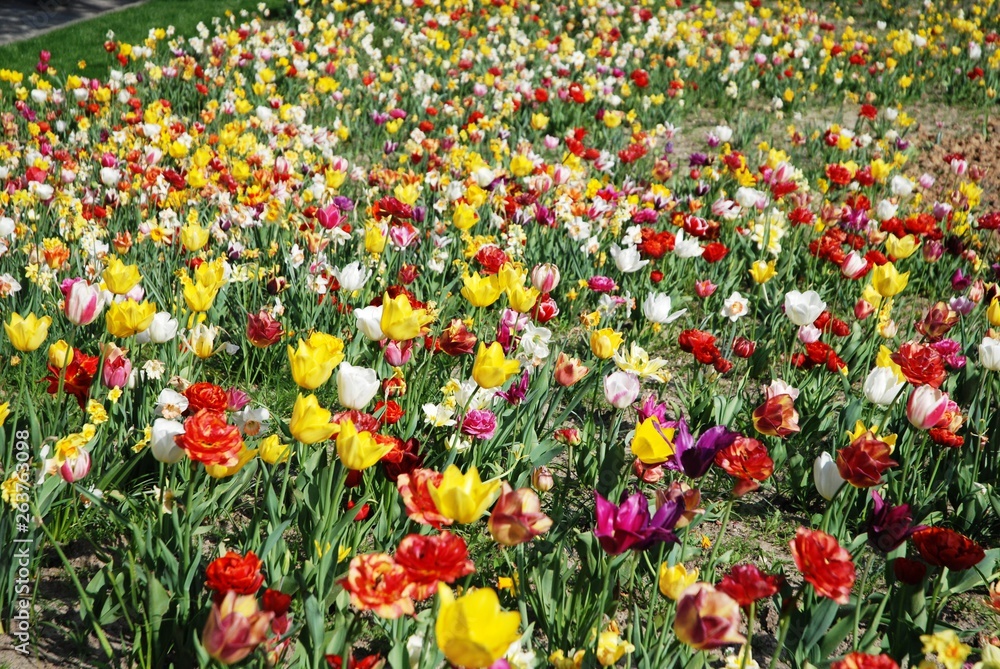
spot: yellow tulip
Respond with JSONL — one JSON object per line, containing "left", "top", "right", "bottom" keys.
{"left": 428, "top": 464, "right": 502, "bottom": 524}
{"left": 259, "top": 435, "right": 291, "bottom": 465}
{"left": 336, "top": 419, "right": 392, "bottom": 471}
{"left": 506, "top": 284, "right": 539, "bottom": 313}
{"left": 530, "top": 112, "right": 549, "bottom": 130}
{"left": 47, "top": 340, "right": 74, "bottom": 368}
{"left": 509, "top": 154, "right": 534, "bottom": 178}
{"left": 871, "top": 261, "right": 909, "bottom": 298}
{"left": 180, "top": 223, "right": 210, "bottom": 251}
{"left": 631, "top": 416, "right": 675, "bottom": 465}
{"left": 749, "top": 259, "right": 777, "bottom": 284}
{"left": 590, "top": 328, "right": 624, "bottom": 359}
{"left": 496, "top": 263, "right": 526, "bottom": 292}
{"left": 988, "top": 297, "right": 1000, "bottom": 327}
{"left": 472, "top": 342, "right": 521, "bottom": 389}
{"left": 596, "top": 626, "right": 635, "bottom": 667}
{"left": 453, "top": 202, "right": 479, "bottom": 231}
{"left": 4, "top": 312, "right": 52, "bottom": 352}
{"left": 365, "top": 224, "right": 387, "bottom": 254}
{"left": 182, "top": 278, "right": 220, "bottom": 313}
{"left": 658, "top": 563, "right": 699, "bottom": 600}
{"left": 435, "top": 585, "right": 521, "bottom": 669}
{"left": 287, "top": 332, "right": 344, "bottom": 389}
{"left": 205, "top": 447, "right": 258, "bottom": 478}
{"left": 289, "top": 393, "right": 337, "bottom": 444}
{"left": 380, "top": 292, "right": 434, "bottom": 342}
{"left": 105, "top": 299, "right": 156, "bottom": 337}
{"left": 103, "top": 257, "right": 142, "bottom": 295}
{"left": 0, "top": 402, "right": 8, "bottom": 427}
{"left": 885, "top": 233, "right": 920, "bottom": 260}
{"left": 194, "top": 258, "right": 227, "bottom": 293}
{"left": 461, "top": 272, "right": 502, "bottom": 307}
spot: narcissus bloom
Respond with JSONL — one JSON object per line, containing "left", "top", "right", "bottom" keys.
{"left": 435, "top": 585, "right": 520, "bottom": 668}
{"left": 380, "top": 292, "right": 434, "bottom": 341}
{"left": 428, "top": 465, "right": 501, "bottom": 524}
{"left": 472, "top": 342, "right": 520, "bottom": 389}
{"left": 336, "top": 419, "right": 392, "bottom": 471}
{"left": 673, "top": 583, "right": 746, "bottom": 650}
{"left": 5, "top": 312, "right": 52, "bottom": 352}
{"left": 289, "top": 394, "right": 336, "bottom": 444}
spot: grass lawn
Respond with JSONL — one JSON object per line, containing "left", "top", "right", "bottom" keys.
{"left": 0, "top": 0, "right": 292, "bottom": 77}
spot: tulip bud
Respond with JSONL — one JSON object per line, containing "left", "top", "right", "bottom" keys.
{"left": 63, "top": 279, "right": 104, "bottom": 325}
{"left": 337, "top": 362, "right": 380, "bottom": 411}
{"left": 531, "top": 466, "right": 554, "bottom": 492}
{"left": 854, "top": 299, "right": 876, "bottom": 320}
{"left": 906, "top": 385, "right": 948, "bottom": 429}
{"left": 48, "top": 340, "right": 74, "bottom": 369}
{"left": 530, "top": 263, "right": 561, "bottom": 293}
{"left": 813, "top": 452, "right": 845, "bottom": 500}
{"left": 604, "top": 371, "right": 641, "bottom": 409}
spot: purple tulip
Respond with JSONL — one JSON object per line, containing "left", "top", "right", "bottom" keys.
{"left": 497, "top": 370, "right": 529, "bottom": 406}
{"left": 868, "top": 490, "right": 924, "bottom": 553}
{"left": 663, "top": 418, "right": 738, "bottom": 479}
{"left": 594, "top": 490, "right": 683, "bottom": 555}
{"left": 637, "top": 394, "right": 668, "bottom": 424}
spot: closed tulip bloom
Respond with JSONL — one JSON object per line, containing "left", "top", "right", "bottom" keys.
{"left": 428, "top": 464, "right": 502, "bottom": 524}
{"left": 355, "top": 305, "right": 385, "bottom": 341}
{"left": 631, "top": 416, "right": 676, "bottom": 465}
{"left": 5, "top": 312, "right": 52, "bottom": 352}
{"left": 102, "top": 346, "right": 132, "bottom": 389}
{"left": 461, "top": 272, "right": 502, "bottom": 307}
{"left": 674, "top": 583, "right": 746, "bottom": 650}
{"left": 783, "top": 290, "right": 826, "bottom": 327}
{"left": 48, "top": 340, "right": 74, "bottom": 368}
{"left": 259, "top": 435, "right": 291, "bottom": 465}
{"left": 289, "top": 393, "right": 336, "bottom": 444}
{"left": 590, "top": 328, "right": 624, "bottom": 359}
{"left": 182, "top": 278, "right": 220, "bottom": 312}
{"left": 749, "top": 259, "right": 777, "bottom": 284}
{"left": 201, "top": 591, "right": 274, "bottom": 666}
{"left": 60, "top": 449, "right": 91, "bottom": 483}
{"left": 906, "top": 385, "right": 948, "bottom": 429}
{"left": 989, "top": 297, "right": 1000, "bottom": 327}
{"left": 336, "top": 419, "right": 392, "bottom": 471}
{"left": 530, "top": 263, "right": 560, "bottom": 293}
{"left": 435, "top": 585, "right": 520, "bottom": 669}
{"left": 604, "top": 371, "right": 641, "bottom": 409}
{"left": 871, "top": 262, "right": 909, "bottom": 298}
{"left": 980, "top": 336, "right": 1000, "bottom": 371}
{"left": 380, "top": 292, "right": 434, "bottom": 341}
{"left": 488, "top": 482, "right": 552, "bottom": 546}
{"left": 813, "top": 452, "right": 845, "bottom": 500}
{"left": 554, "top": 352, "right": 589, "bottom": 386}
{"left": 885, "top": 233, "right": 920, "bottom": 260}
{"left": 64, "top": 279, "right": 104, "bottom": 325}
{"left": 287, "top": 332, "right": 345, "bottom": 390}
{"left": 659, "top": 563, "right": 699, "bottom": 600}
{"left": 102, "top": 257, "right": 142, "bottom": 295}
{"left": 336, "top": 362, "right": 379, "bottom": 410}
{"left": 472, "top": 342, "right": 521, "bottom": 389}
{"left": 863, "top": 366, "right": 906, "bottom": 406}
{"left": 151, "top": 418, "right": 186, "bottom": 464}
{"left": 105, "top": 299, "right": 156, "bottom": 338}
{"left": 180, "top": 222, "right": 210, "bottom": 251}
{"left": 505, "top": 283, "right": 540, "bottom": 313}
{"left": 246, "top": 310, "right": 283, "bottom": 348}
{"left": 186, "top": 324, "right": 220, "bottom": 359}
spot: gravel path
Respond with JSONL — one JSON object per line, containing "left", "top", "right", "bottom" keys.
{"left": 0, "top": 0, "right": 145, "bottom": 46}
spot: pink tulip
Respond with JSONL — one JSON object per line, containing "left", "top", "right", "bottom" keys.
{"left": 202, "top": 591, "right": 274, "bottom": 665}
{"left": 60, "top": 450, "right": 91, "bottom": 483}
{"left": 102, "top": 347, "right": 132, "bottom": 389}
{"left": 674, "top": 583, "right": 746, "bottom": 650}
{"left": 63, "top": 278, "right": 103, "bottom": 326}
{"left": 906, "top": 385, "right": 948, "bottom": 430}
{"left": 603, "top": 371, "right": 640, "bottom": 409}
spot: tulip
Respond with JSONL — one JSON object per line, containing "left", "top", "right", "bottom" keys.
{"left": 553, "top": 352, "right": 589, "bottom": 386}
{"left": 886, "top": 233, "right": 920, "bottom": 260}
{"left": 102, "top": 257, "right": 142, "bottom": 295}
{"left": 988, "top": 297, "right": 1000, "bottom": 327}
{"left": 354, "top": 304, "right": 385, "bottom": 341}
{"left": 336, "top": 419, "right": 392, "bottom": 471}
{"left": 674, "top": 583, "right": 746, "bottom": 650}
{"left": 980, "top": 336, "right": 1000, "bottom": 371}
{"left": 488, "top": 482, "right": 552, "bottom": 545}
{"left": 641, "top": 293, "right": 686, "bottom": 324}
{"left": 471, "top": 342, "right": 520, "bottom": 389}
{"left": 102, "top": 346, "right": 132, "bottom": 389}
{"left": 863, "top": 366, "right": 906, "bottom": 406}
{"left": 841, "top": 251, "right": 870, "bottom": 279}
{"left": 64, "top": 279, "right": 104, "bottom": 325}
{"left": 783, "top": 290, "right": 826, "bottom": 327}
{"left": 186, "top": 324, "right": 221, "bottom": 359}
{"left": 596, "top": 625, "right": 635, "bottom": 667}
{"left": 461, "top": 272, "right": 502, "bottom": 307}
{"left": 906, "top": 385, "right": 948, "bottom": 429}
{"left": 259, "top": 435, "right": 291, "bottom": 465}
{"left": 748, "top": 259, "right": 777, "bottom": 284}
{"left": 151, "top": 418, "right": 186, "bottom": 464}
{"left": 135, "top": 312, "right": 178, "bottom": 344}
{"left": 336, "top": 362, "right": 379, "bottom": 410}
{"left": 180, "top": 222, "right": 210, "bottom": 251}
{"left": 383, "top": 339, "right": 412, "bottom": 366}
{"left": 752, "top": 394, "right": 800, "bottom": 437}
{"left": 105, "top": 299, "right": 156, "bottom": 338}
{"left": 590, "top": 328, "right": 624, "bottom": 359}
{"left": 201, "top": 591, "right": 274, "bottom": 665}
{"left": 289, "top": 394, "right": 336, "bottom": 444}
{"left": 5, "top": 312, "right": 52, "bottom": 352}
{"left": 603, "top": 371, "right": 640, "bottom": 409}
{"left": 59, "top": 449, "right": 91, "bottom": 483}
{"left": 531, "top": 466, "right": 554, "bottom": 492}
{"left": 530, "top": 263, "right": 560, "bottom": 293}
{"left": 332, "top": 261, "right": 371, "bottom": 293}
{"left": 631, "top": 416, "right": 676, "bottom": 465}
{"left": 671, "top": 423, "right": 738, "bottom": 479}
{"left": 871, "top": 261, "right": 909, "bottom": 298}
{"left": 594, "top": 490, "right": 683, "bottom": 555}
{"left": 610, "top": 244, "right": 649, "bottom": 273}
{"left": 47, "top": 340, "right": 74, "bottom": 369}
{"left": 659, "top": 563, "right": 699, "bottom": 600}
{"left": 246, "top": 310, "right": 283, "bottom": 348}
{"left": 435, "top": 585, "right": 520, "bottom": 669}
{"left": 813, "top": 452, "right": 845, "bottom": 500}
{"left": 505, "top": 283, "right": 539, "bottom": 313}
{"left": 182, "top": 278, "right": 220, "bottom": 313}
{"left": 380, "top": 292, "right": 434, "bottom": 341}
{"left": 287, "top": 332, "right": 345, "bottom": 390}
{"left": 428, "top": 464, "right": 502, "bottom": 524}
{"left": 868, "top": 490, "right": 923, "bottom": 553}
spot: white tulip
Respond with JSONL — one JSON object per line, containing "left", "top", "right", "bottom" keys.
{"left": 135, "top": 312, "right": 179, "bottom": 344}
{"left": 979, "top": 336, "right": 1000, "bottom": 372}
{"left": 354, "top": 305, "right": 384, "bottom": 341}
{"left": 783, "top": 290, "right": 826, "bottom": 327}
{"left": 337, "top": 362, "right": 380, "bottom": 410}
{"left": 863, "top": 367, "right": 906, "bottom": 406}
{"left": 151, "top": 418, "right": 186, "bottom": 464}
{"left": 332, "top": 261, "right": 371, "bottom": 292}
{"left": 610, "top": 244, "right": 649, "bottom": 273}
{"left": 813, "top": 452, "right": 845, "bottom": 501}
{"left": 641, "top": 293, "right": 686, "bottom": 324}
